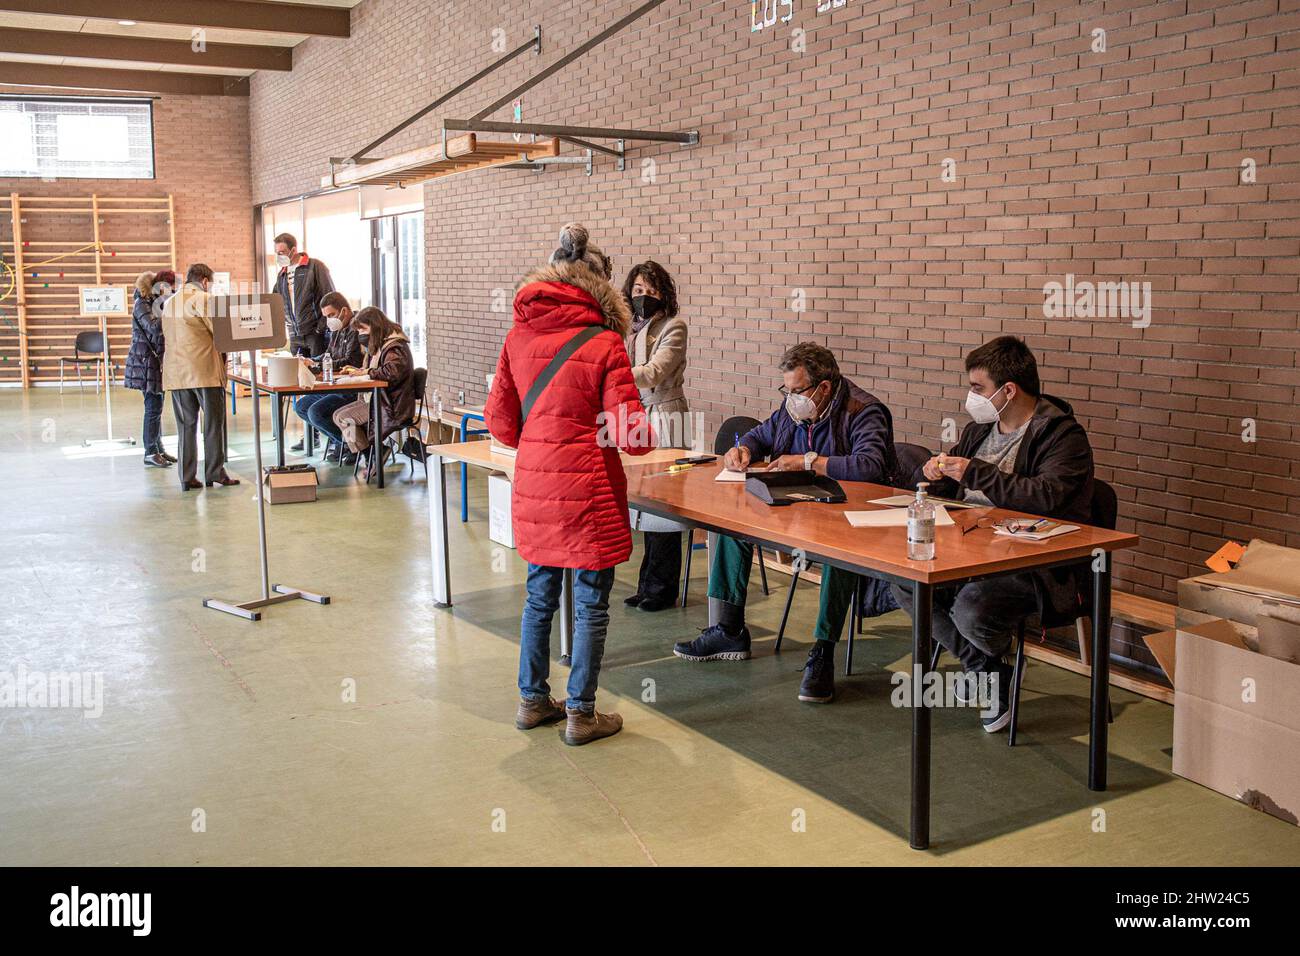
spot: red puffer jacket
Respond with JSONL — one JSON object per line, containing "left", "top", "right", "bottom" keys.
{"left": 485, "top": 261, "right": 654, "bottom": 569}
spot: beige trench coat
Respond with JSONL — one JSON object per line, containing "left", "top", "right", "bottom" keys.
{"left": 628, "top": 313, "right": 692, "bottom": 534}
{"left": 160, "top": 283, "right": 226, "bottom": 391}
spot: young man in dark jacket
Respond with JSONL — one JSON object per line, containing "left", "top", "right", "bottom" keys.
{"left": 673, "top": 342, "right": 899, "bottom": 704}
{"left": 291, "top": 291, "right": 365, "bottom": 461}
{"left": 893, "top": 336, "right": 1095, "bottom": 733}
{"left": 272, "top": 232, "right": 335, "bottom": 357}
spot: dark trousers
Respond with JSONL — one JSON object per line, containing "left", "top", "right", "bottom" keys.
{"left": 142, "top": 390, "right": 164, "bottom": 455}
{"left": 891, "top": 575, "right": 1039, "bottom": 671}
{"left": 636, "top": 531, "right": 682, "bottom": 604}
{"left": 290, "top": 332, "right": 326, "bottom": 358}
{"left": 293, "top": 392, "right": 350, "bottom": 447}
{"left": 171, "top": 386, "right": 227, "bottom": 486}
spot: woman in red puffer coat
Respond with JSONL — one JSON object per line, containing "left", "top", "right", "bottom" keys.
{"left": 485, "top": 223, "right": 653, "bottom": 747}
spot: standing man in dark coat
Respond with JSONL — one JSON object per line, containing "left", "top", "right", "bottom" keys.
{"left": 272, "top": 232, "right": 335, "bottom": 358}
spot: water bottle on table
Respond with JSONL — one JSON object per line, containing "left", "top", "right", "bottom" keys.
{"left": 322, "top": 352, "right": 333, "bottom": 384}
{"left": 908, "top": 481, "right": 936, "bottom": 561}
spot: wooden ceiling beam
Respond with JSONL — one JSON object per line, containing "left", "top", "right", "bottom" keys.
{"left": 0, "top": 26, "right": 291, "bottom": 71}
{"left": 0, "top": 1, "right": 350, "bottom": 38}
{"left": 0, "top": 61, "right": 250, "bottom": 96}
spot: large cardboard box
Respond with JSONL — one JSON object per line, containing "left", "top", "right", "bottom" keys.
{"left": 1176, "top": 539, "right": 1300, "bottom": 644}
{"left": 262, "top": 467, "right": 317, "bottom": 505}
{"left": 488, "top": 472, "right": 514, "bottom": 549}
{"left": 1173, "top": 626, "right": 1300, "bottom": 827}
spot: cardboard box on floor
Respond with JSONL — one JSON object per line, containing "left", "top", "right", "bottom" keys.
{"left": 262, "top": 467, "right": 318, "bottom": 505}
{"left": 1146, "top": 539, "right": 1300, "bottom": 827}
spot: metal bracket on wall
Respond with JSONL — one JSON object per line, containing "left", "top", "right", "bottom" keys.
{"left": 445, "top": 120, "right": 696, "bottom": 176}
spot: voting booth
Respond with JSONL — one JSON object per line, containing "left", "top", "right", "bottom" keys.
{"left": 203, "top": 293, "right": 331, "bottom": 621}
{"left": 78, "top": 285, "right": 134, "bottom": 448}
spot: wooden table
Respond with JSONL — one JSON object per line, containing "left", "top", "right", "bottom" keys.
{"left": 425, "top": 440, "right": 692, "bottom": 657}
{"left": 228, "top": 372, "right": 390, "bottom": 487}
{"left": 620, "top": 461, "right": 1138, "bottom": 850}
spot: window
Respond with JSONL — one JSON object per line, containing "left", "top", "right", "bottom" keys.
{"left": 0, "top": 97, "right": 154, "bottom": 179}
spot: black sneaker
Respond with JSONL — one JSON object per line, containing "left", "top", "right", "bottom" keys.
{"left": 980, "top": 662, "right": 1015, "bottom": 733}
{"left": 798, "top": 642, "right": 835, "bottom": 703}
{"left": 637, "top": 596, "right": 674, "bottom": 612}
{"left": 952, "top": 670, "right": 976, "bottom": 704}
{"left": 290, "top": 439, "right": 305, "bottom": 452}
{"left": 623, "top": 593, "right": 643, "bottom": 607}
{"left": 673, "top": 624, "right": 751, "bottom": 661}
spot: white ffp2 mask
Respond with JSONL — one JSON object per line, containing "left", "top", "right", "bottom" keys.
{"left": 965, "top": 384, "right": 1009, "bottom": 424}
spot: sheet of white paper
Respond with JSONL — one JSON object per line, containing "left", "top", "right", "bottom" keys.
{"left": 867, "top": 494, "right": 981, "bottom": 509}
{"left": 715, "top": 468, "right": 758, "bottom": 482}
{"left": 844, "top": 507, "right": 955, "bottom": 528}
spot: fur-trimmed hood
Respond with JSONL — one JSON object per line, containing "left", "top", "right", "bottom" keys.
{"left": 515, "top": 261, "right": 631, "bottom": 337}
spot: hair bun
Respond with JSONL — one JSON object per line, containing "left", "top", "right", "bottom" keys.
{"left": 555, "top": 222, "right": 589, "bottom": 261}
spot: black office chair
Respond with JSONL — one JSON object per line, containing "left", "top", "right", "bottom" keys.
{"left": 59, "top": 331, "right": 106, "bottom": 394}
{"left": 777, "top": 441, "right": 934, "bottom": 675}
{"left": 680, "top": 416, "right": 770, "bottom": 607}
{"left": 398, "top": 367, "right": 431, "bottom": 480}
{"left": 355, "top": 369, "right": 428, "bottom": 485}
{"left": 1006, "top": 479, "right": 1119, "bottom": 746}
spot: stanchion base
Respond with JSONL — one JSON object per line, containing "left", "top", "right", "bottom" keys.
{"left": 83, "top": 437, "right": 136, "bottom": 447}
{"left": 559, "top": 655, "right": 572, "bottom": 666}
{"left": 203, "top": 584, "right": 331, "bottom": 621}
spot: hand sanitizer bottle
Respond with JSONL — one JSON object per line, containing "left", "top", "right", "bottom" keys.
{"left": 908, "top": 481, "right": 936, "bottom": 561}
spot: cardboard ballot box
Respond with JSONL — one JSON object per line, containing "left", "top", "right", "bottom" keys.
{"left": 262, "top": 466, "right": 318, "bottom": 505}
{"left": 1146, "top": 539, "right": 1300, "bottom": 827}
{"left": 488, "top": 472, "right": 514, "bottom": 549}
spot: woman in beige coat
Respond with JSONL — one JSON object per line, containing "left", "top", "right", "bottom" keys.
{"left": 622, "top": 261, "right": 691, "bottom": 612}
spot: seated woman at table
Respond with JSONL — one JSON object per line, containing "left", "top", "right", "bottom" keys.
{"left": 330, "top": 306, "right": 415, "bottom": 480}
{"left": 291, "top": 291, "right": 364, "bottom": 461}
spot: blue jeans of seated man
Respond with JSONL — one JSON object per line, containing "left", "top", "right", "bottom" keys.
{"left": 294, "top": 392, "right": 350, "bottom": 447}
{"left": 519, "top": 564, "right": 615, "bottom": 712}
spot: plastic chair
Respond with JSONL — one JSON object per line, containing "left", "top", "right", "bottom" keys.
{"left": 680, "top": 416, "right": 768, "bottom": 608}
{"left": 59, "top": 331, "right": 106, "bottom": 394}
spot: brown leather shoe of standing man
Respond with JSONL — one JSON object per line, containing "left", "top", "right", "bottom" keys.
{"left": 563, "top": 706, "right": 623, "bottom": 746}
{"left": 515, "top": 695, "right": 566, "bottom": 730}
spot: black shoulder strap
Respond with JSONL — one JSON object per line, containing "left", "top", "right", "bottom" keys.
{"left": 519, "top": 324, "right": 604, "bottom": 427}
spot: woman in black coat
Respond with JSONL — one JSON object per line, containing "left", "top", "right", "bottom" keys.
{"left": 124, "top": 270, "right": 176, "bottom": 468}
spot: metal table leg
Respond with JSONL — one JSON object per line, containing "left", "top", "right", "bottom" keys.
{"left": 275, "top": 394, "right": 285, "bottom": 468}
{"left": 911, "top": 581, "right": 933, "bottom": 850}
{"left": 705, "top": 532, "right": 722, "bottom": 627}
{"left": 305, "top": 398, "right": 315, "bottom": 457}
{"left": 559, "top": 567, "right": 574, "bottom": 665}
{"left": 428, "top": 453, "right": 451, "bottom": 608}
{"left": 1089, "top": 559, "right": 1112, "bottom": 791}
{"left": 373, "top": 386, "right": 385, "bottom": 489}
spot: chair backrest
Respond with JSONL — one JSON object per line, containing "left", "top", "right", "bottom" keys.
{"left": 714, "top": 416, "right": 761, "bottom": 455}
{"left": 410, "top": 367, "right": 429, "bottom": 425}
{"left": 893, "top": 442, "right": 931, "bottom": 487}
{"left": 75, "top": 331, "right": 105, "bottom": 355}
{"left": 1090, "top": 478, "right": 1118, "bottom": 531}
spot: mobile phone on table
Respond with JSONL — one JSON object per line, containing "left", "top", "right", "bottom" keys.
{"left": 674, "top": 455, "right": 717, "bottom": 465}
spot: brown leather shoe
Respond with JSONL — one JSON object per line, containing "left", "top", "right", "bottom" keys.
{"left": 515, "top": 695, "right": 566, "bottom": 730}
{"left": 206, "top": 473, "right": 241, "bottom": 487}
{"left": 563, "top": 706, "right": 623, "bottom": 746}
{"left": 181, "top": 479, "right": 202, "bottom": 491}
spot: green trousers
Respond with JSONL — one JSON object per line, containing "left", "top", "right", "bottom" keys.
{"left": 707, "top": 534, "right": 857, "bottom": 643}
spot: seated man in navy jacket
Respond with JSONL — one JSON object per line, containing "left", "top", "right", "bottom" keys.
{"left": 673, "top": 342, "right": 898, "bottom": 704}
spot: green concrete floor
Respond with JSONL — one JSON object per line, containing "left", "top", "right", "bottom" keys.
{"left": 1, "top": 386, "right": 1297, "bottom": 866}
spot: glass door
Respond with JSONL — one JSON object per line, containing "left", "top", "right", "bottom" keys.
{"left": 370, "top": 212, "right": 425, "bottom": 369}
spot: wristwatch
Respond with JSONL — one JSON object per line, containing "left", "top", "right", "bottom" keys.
{"left": 803, "top": 450, "right": 818, "bottom": 471}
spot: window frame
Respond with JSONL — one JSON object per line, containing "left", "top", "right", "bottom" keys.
{"left": 0, "top": 95, "right": 157, "bottom": 181}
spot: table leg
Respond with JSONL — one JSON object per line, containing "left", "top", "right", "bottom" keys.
{"left": 911, "top": 581, "right": 933, "bottom": 850}
{"left": 275, "top": 394, "right": 286, "bottom": 468}
{"left": 1089, "top": 558, "right": 1112, "bottom": 791}
{"left": 229, "top": 379, "right": 237, "bottom": 416}
{"left": 428, "top": 453, "right": 451, "bottom": 608}
{"left": 706, "top": 531, "right": 722, "bottom": 627}
{"left": 305, "top": 400, "right": 315, "bottom": 457}
{"left": 559, "top": 568, "right": 574, "bottom": 664}
{"left": 373, "top": 386, "right": 385, "bottom": 489}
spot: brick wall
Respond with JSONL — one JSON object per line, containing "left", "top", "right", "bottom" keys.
{"left": 250, "top": 0, "right": 1300, "bottom": 601}
{"left": 0, "top": 87, "right": 253, "bottom": 383}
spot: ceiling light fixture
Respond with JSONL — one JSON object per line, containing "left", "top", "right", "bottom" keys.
{"left": 117, "top": 20, "right": 137, "bottom": 26}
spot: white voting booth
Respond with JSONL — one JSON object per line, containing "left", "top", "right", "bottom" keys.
{"left": 78, "top": 285, "right": 135, "bottom": 448}
{"left": 203, "top": 293, "right": 330, "bottom": 621}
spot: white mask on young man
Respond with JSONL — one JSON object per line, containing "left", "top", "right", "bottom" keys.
{"left": 965, "top": 383, "right": 1009, "bottom": 424}
{"left": 326, "top": 315, "right": 344, "bottom": 333}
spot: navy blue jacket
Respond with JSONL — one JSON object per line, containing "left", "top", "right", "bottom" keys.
{"left": 124, "top": 291, "right": 164, "bottom": 394}
{"left": 739, "top": 376, "right": 899, "bottom": 485}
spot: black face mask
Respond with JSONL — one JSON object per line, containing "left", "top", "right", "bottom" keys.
{"left": 631, "top": 294, "right": 661, "bottom": 320}
{"left": 358, "top": 333, "right": 370, "bottom": 347}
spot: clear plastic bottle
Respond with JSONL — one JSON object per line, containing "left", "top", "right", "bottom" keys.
{"left": 431, "top": 388, "right": 443, "bottom": 424}
{"left": 322, "top": 352, "right": 334, "bottom": 384}
{"left": 908, "top": 481, "right": 936, "bottom": 561}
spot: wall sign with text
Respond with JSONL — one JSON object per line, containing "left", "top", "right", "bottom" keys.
{"left": 78, "top": 285, "right": 129, "bottom": 317}
{"left": 750, "top": 0, "right": 851, "bottom": 33}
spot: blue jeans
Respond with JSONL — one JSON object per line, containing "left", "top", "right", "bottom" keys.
{"left": 294, "top": 392, "right": 350, "bottom": 446}
{"left": 142, "top": 390, "right": 164, "bottom": 455}
{"left": 519, "top": 564, "right": 615, "bottom": 712}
